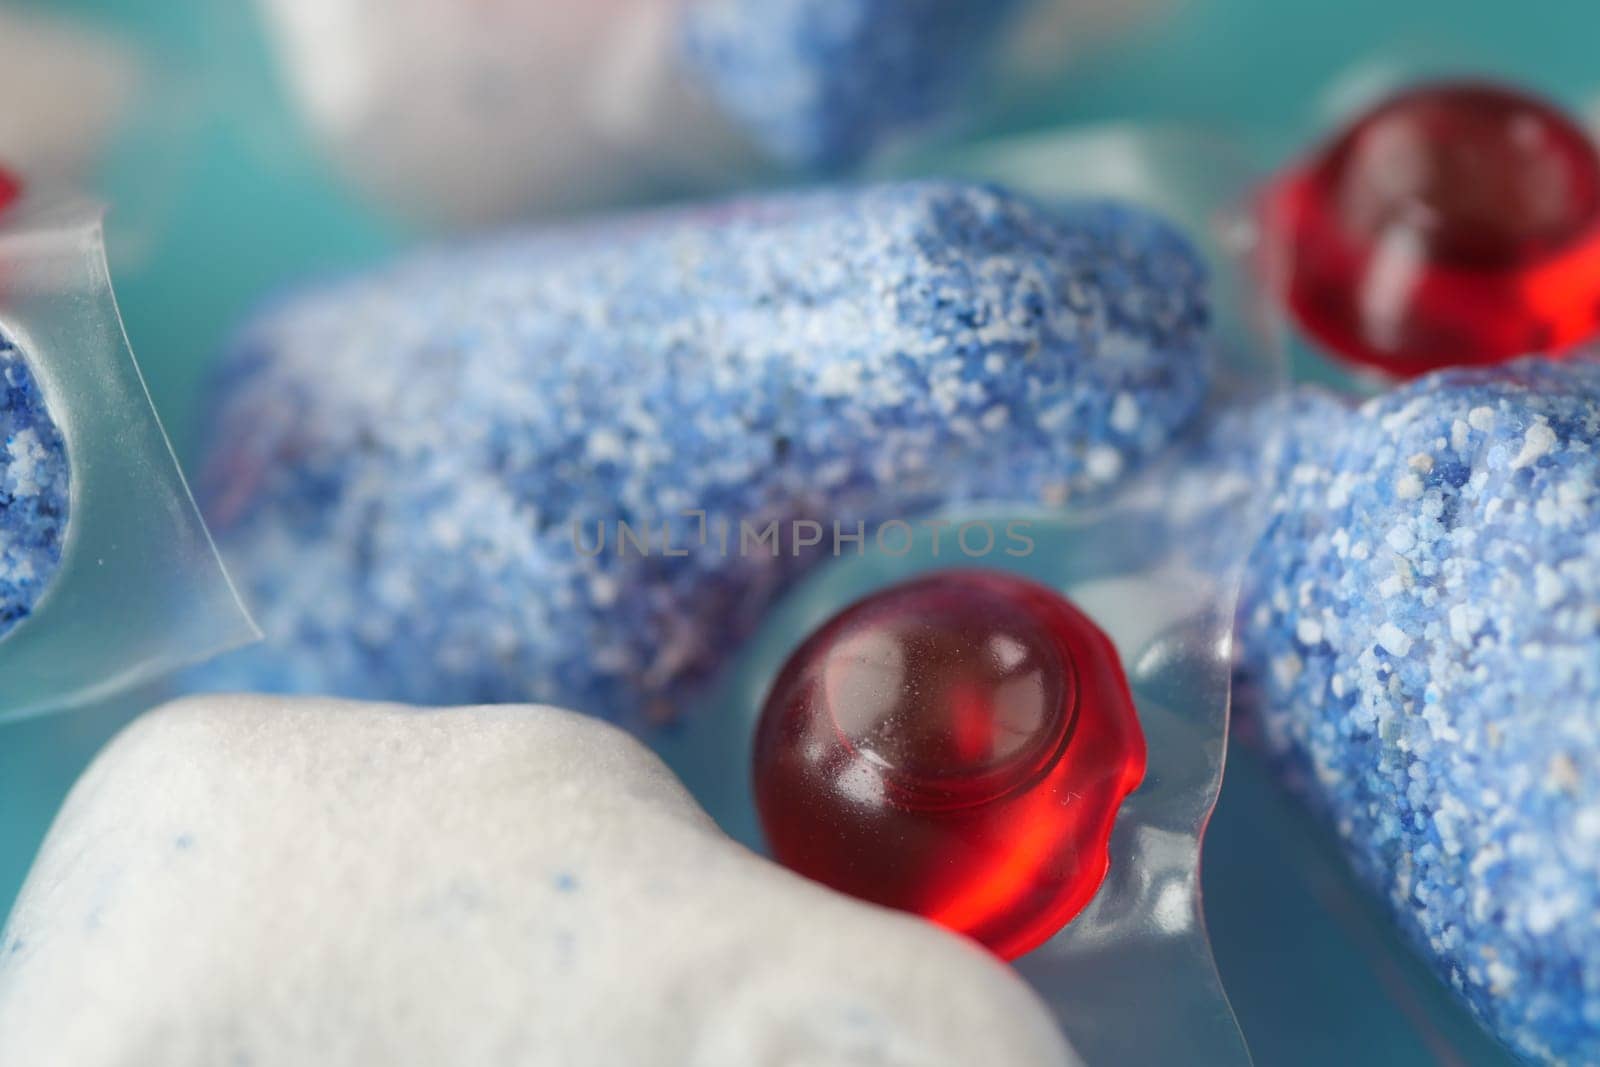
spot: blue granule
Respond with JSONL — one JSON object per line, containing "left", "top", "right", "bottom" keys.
{"left": 0, "top": 332, "right": 69, "bottom": 641}
{"left": 196, "top": 180, "right": 1211, "bottom": 720}
{"left": 1234, "top": 357, "right": 1600, "bottom": 1063}
{"left": 680, "top": 0, "right": 1024, "bottom": 169}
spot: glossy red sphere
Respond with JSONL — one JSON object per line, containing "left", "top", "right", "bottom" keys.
{"left": 752, "top": 570, "right": 1146, "bottom": 959}
{"left": 1266, "top": 81, "right": 1600, "bottom": 377}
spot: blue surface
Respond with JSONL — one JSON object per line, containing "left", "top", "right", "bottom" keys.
{"left": 1235, "top": 360, "right": 1600, "bottom": 1062}
{"left": 194, "top": 183, "right": 1209, "bottom": 718}
{"left": 0, "top": 332, "right": 70, "bottom": 639}
{"left": 7, "top": 0, "right": 1600, "bottom": 1062}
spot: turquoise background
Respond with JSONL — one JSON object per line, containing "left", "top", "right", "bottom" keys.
{"left": 5, "top": 0, "right": 1597, "bottom": 1062}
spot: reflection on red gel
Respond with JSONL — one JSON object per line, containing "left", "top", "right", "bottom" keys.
{"left": 0, "top": 168, "right": 20, "bottom": 215}
{"left": 1266, "top": 81, "right": 1600, "bottom": 377}
{"left": 752, "top": 570, "right": 1146, "bottom": 960}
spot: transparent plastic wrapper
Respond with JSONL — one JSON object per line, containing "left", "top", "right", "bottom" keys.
{"left": 661, "top": 127, "right": 1287, "bottom": 1065}
{"left": 254, "top": 0, "right": 1170, "bottom": 228}
{"left": 0, "top": 195, "right": 257, "bottom": 722}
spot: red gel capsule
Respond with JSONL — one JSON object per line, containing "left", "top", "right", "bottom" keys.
{"left": 1266, "top": 81, "right": 1600, "bottom": 377}
{"left": 752, "top": 570, "right": 1146, "bottom": 959}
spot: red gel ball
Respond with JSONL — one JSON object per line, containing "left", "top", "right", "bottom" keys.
{"left": 752, "top": 570, "right": 1146, "bottom": 959}
{"left": 1267, "top": 81, "right": 1600, "bottom": 377}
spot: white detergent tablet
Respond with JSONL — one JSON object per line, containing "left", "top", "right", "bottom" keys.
{"left": 0, "top": 694, "right": 1081, "bottom": 1067}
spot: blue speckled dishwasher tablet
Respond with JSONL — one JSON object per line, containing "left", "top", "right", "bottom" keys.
{"left": 0, "top": 331, "right": 69, "bottom": 641}
{"left": 680, "top": 0, "right": 1025, "bottom": 168}
{"left": 198, "top": 180, "right": 1211, "bottom": 719}
{"left": 1235, "top": 357, "right": 1600, "bottom": 1064}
